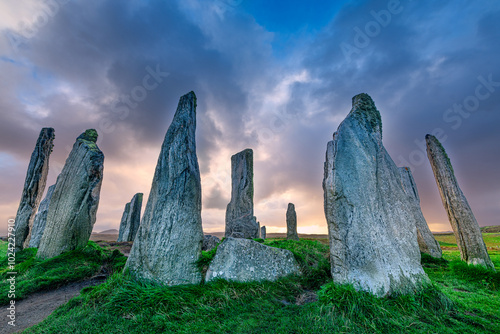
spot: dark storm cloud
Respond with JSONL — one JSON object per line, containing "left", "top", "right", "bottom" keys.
{"left": 290, "top": 0, "right": 500, "bottom": 226}
{"left": 0, "top": 0, "right": 276, "bottom": 166}
{"left": 0, "top": 0, "right": 279, "bottom": 232}
{"left": 1, "top": 0, "right": 499, "bottom": 234}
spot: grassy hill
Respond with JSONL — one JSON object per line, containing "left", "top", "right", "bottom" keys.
{"left": 1, "top": 234, "right": 499, "bottom": 334}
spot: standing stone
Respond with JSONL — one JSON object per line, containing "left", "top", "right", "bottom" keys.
{"left": 323, "top": 94, "right": 428, "bottom": 296}
{"left": 399, "top": 167, "right": 442, "bottom": 258}
{"left": 202, "top": 235, "right": 221, "bottom": 251}
{"left": 27, "top": 184, "right": 55, "bottom": 248}
{"left": 37, "top": 129, "right": 104, "bottom": 259}
{"left": 225, "top": 149, "right": 259, "bottom": 239}
{"left": 286, "top": 203, "right": 299, "bottom": 241}
{"left": 117, "top": 193, "right": 143, "bottom": 242}
{"left": 14, "top": 128, "right": 55, "bottom": 251}
{"left": 426, "top": 135, "right": 494, "bottom": 269}
{"left": 261, "top": 226, "right": 266, "bottom": 239}
{"left": 206, "top": 238, "right": 300, "bottom": 283}
{"left": 125, "top": 92, "right": 204, "bottom": 285}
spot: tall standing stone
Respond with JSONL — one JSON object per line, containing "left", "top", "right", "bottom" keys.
{"left": 261, "top": 226, "right": 266, "bottom": 239}
{"left": 286, "top": 203, "right": 299, "bottom": 241}
{"left": 426, "top": 135, "right": 494, "bottom": 269}
{"left": 117, "top": 193, "right": 143, "bottom": 242}
{"left": 37, "top": 129, "right": 104, "bottom": 259}
{"left": 323, "top": 94, "right": 428, "bottom": 296}
{"left": 27, "top": 184, "right": 55, "bottom": 248}
{"left": 125, "top": 92, "right": 204, "bottom": 285}
{"left": 225, "top": 149, "right": 259, "bottom": 238}
{"left": 14, "top": 128, "right": 55, "bottom": 251}
{"left": 399, "top": 167, "right": 442, "bottom": 258}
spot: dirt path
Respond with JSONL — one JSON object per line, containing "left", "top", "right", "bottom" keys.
{"left": 0, "top": 278, "right": 104, "bottom": 334}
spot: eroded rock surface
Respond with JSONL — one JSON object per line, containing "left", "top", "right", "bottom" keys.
{"left": 286, "top": 203, "right": 299, "bottom": 241}
{"left": 225, "top": 149, "right": 259, "bottom": 238}
{"left": 206, "top": 238, "right": 300, "bottom": 283}
{"left": 15, "top": 128, "right": 55, "bottom": 251}
{"left": 323, "top": 93, "right": 428, "bottom": 296}
{"left": 261, "top": 226, "right": 266, "bottom": 239}
{"left": 399, "top": 167, "right": 442, "bottom": 258}
{"left": 37, "top": 129, "right": 104, "bottom": 259}
{"left": 28, "top": 184, "right": 55, "bottom": 248}
{"left": 125, "top": 92, "right": 204, "bottom": 285}
{"left": 202, "top": 235, "right": 221, "bottom": 251}
{"left": 426, "top": 135, "right": 493, "bottom": 269}
{"left": 117, "top": 193, "right": 143, "bottom": 242}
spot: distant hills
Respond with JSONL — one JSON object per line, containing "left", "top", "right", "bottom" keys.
{"left": 96, "top": 229, "right": 119, "bottom": 234}
{"left": 481, "top": 225, "right": 500, "bottom": 233}
{"left": 89, "top": 226, "right": 499, "bottom": 238}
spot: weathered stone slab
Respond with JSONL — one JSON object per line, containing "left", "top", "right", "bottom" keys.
{"left": 206, "top": 238, "right": 300, "bottom": 283}
{"left": 261, "top": 226, "right": 266, "bottom": 239}
{"left": 323, "top": 93, "right": 428, "bottom": 296}
{"left": 125, "top": 92, "right": 204, "bottom": 285}
{"left": 28, "top": 184, "right": 55, "bottom": 248}
{"left": 225, "top": 149, "right": 259, "bottom": 238}
{"left": 14, "top": 127, "right": 55, "bottom": 251}
{"left": 37, "top": 129, "right": 104, "bottom": 259}
{"left": 426, "top": 135, "right": 494, "bottom": 269}
{"left": 286, "top": 203, "right": 299, "bottom": 241}
{"left": 117, "top": 193, "right": 143, "bottom": 242}
{"left": 399, "top": 167, "right": 442, "bottom": 258}
{"left": 202, "top": 235, "right": 220, "bottom": 251}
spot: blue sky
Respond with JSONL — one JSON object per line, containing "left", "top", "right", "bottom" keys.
{"left": 0, "top": 0, "right": 499, "bottom": 235}
{"left": 242, "top": 0, "right": 344, "bottom": 35}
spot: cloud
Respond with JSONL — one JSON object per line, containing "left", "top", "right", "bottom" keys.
{"left": 279, "top": 0, "right": 500, "bottom": 230}
{"left": 1, "top": 0, "right": 499, "bottom": 236}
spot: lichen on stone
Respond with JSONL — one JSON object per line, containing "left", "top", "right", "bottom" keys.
{"left": 350, "top": 93, "right": 382, "bottom": 134}
{"left": 78, "top": 129, "right": 98, "bottom": 143}
{"left": 426, "top": 135, "right": 454, "bottom": 174}
{"left": 77, "top": 129, "right": 101, "bottom": 153}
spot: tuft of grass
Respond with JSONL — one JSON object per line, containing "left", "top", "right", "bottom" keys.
{"left": 0, "top": 241, "right": 126, "bottom": 305}
{"left": 317, "top": 281, "right": 456, "bottom": 332}
{"left": 318, "top": 282, "right": 453, "bottom": 320}
{"left": 421, "top": 252, "right": 448, "bottom": 269}
{"left": 449, "top": 260, "right": 499, "bottom": 290}
{"left": 196, "top": 246, "right": 218, "bottom": 277}
{"left": 265, "top": 239, "right": 331, "bottom": 289}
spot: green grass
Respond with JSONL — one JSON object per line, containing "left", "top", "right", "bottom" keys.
{"left": 434, "top": 233, "right": 500, "bottom": 250}
{"left": 13, "top": 235, "right": 499, "bottom": 333}
{"left": 0, "top": 233, "right": 495, "bottom": 333}
{"left": 482, "top": 234, "right": 500, "bottom": 249}
{"left": 264, "top": 239, "right": 331, "bottom": 289}
{"left": 0, "top": 241, "right": 126, "bottom": 305}
{"left": 196, "top": 243, "right": 219, "bottom": 278}
{"left": 0, "top": 240, "right": 8, "bottom": 258}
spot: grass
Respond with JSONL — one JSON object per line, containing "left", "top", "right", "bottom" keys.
{"left": 265, "top": 239, "right": 331, "bottom": 289}
{"left": 3, "top": 233, "right": 500, "bottom": 333}
{"left": 0, "top": 241, "right": 126, "bottom": 305}
{"left": 435, "top": 233, "right": 500, "bottom": 250}
{"left": 0, "top": 240, "right": 8, "bottom": 258}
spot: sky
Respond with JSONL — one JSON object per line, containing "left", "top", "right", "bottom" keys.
{"left": 1, "top": 0, "right": 499, "bottom": 236}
